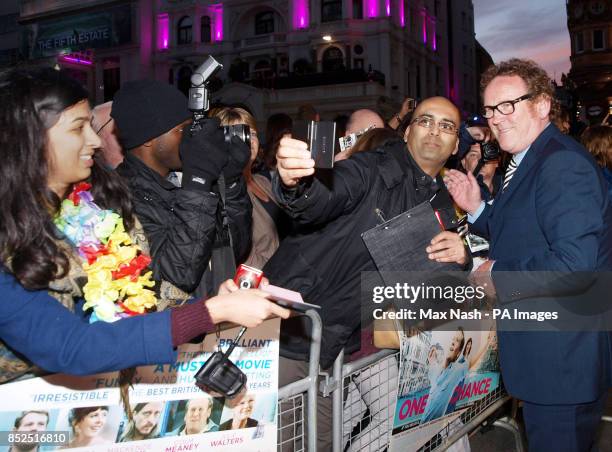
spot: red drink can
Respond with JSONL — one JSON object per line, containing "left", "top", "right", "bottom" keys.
{"left": 234, "top": 264, "right": 264, "bottom": 290}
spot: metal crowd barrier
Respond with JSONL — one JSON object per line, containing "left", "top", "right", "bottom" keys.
{"left": 276, "top": 309, "right": 322, "bottom": 452}
{"left": 326, "top": 347, "right": 525, "bottom": 452}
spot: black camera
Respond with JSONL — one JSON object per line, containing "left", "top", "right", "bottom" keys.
{"left": 470, "top": 140, "right": 500, "bottom": 177}
{"left": 223, "top": 124, "right": 251, "bottom": 147}
{"left": 479, "top": 140, "right": 500, "bottom": 162}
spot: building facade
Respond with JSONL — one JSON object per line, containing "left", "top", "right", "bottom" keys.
{"left": 567, "top": 0, "right": 612, "bottom": 122}
{"left": 18, "top": 0, "right": 479, "bottom": 122}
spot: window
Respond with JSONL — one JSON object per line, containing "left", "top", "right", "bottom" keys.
{"left": 593, "top": 29, "right": 605, "bottom": 50}
{"left": 322, "top": 46, "right": 344, "bottom": 72}
{"left": 103, "top": 67, "right": 120, "bottom": 102}
{"left": 293, "top": 58, "right": 312, "bottom": 75}
{"left": 354, "top": 58, "right": 364, "bottom": 69}
{"left": 201, "top": 16, "right": 211, "bottom": 43}
{"left": 575, "top": 32, "right": 584, "bottom": 53}
{"left": 255, "top": 11, "right": 274, "bottom": 35}
{"left": 590, "top": 1, "right": 606, "bottom": 15}
{"left": 353, "top": 0, "right": 363, "bottom": 18}
{"left": 177, "top": 16, "right": 192, "bottom": 45}
{"left": 322, "top": 0, "right": 342, "bottom": 22}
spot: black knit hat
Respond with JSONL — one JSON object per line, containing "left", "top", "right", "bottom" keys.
{"left": 111, "top": 80, "right": 191, "bottom": 150}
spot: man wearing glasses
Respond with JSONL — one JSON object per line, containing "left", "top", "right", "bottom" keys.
{"left": 269, "top": 96, "right": 470, "bottom": 450}
{"left": 445, "top": 59, "right": 612, "bottom": 451}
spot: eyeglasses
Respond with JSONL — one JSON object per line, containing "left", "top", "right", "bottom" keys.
{"left": 411, "top": 116, "right": 458, "bottom": 135}
{"left": 481, "top": 94, "right": 532, "bottom": 119}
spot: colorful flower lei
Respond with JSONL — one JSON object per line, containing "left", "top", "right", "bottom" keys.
{"left": 54, "top": 182, "right": 158, "bottom": 323}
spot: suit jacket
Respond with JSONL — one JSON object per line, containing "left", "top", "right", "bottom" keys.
{"left": 471, "top": 124, "right": 612, "bottom": 404}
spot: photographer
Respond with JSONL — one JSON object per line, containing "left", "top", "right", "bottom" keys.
{"left": 111, "top": 80, "right": 252, "bottom": 297}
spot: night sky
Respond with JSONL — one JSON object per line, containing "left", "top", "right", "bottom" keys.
{"left": 473, "top": 0, "right": 571, "bottom": 82}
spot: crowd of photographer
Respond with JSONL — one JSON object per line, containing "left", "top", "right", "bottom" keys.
{"left": 0, "top": 54, "right": 611, "bottom": 452}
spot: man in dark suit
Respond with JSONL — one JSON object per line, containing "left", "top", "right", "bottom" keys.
{"left": 445, "top": 58, "right": 612, "bottom": 451}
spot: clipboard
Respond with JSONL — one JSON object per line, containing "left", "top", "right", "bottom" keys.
{"left": 361, "top": 201, "right": 464, "bottom": 272}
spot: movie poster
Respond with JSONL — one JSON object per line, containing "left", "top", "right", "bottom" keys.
{"left": 0, "top": 319, "right": 280, "bottom": 451}
{"left": 388, "top": 318, "right": 500, "bottom": 451}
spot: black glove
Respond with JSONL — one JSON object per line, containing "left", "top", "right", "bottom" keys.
{"left": 180, "top": 118, "right": 228, "bottom": 192}
{"left": 223, "top": 135, "right": 251, "bottom": 182}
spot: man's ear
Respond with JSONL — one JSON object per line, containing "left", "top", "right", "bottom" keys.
{"left": 451, "top": 135, "right": 459, "bottom": 155}
{"left": 403, "top": 125, "right": 411, "bottom": 143}
{"left": 537, "top": 95, "right": 552, "bottom": 119}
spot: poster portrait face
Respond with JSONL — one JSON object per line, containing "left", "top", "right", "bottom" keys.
{"left": 184, "top": 398, "right": 212, "bottom": 434}
{"left": 233, "top": 393, "right": 256, "bottom": 423}
{"left": 133, "top": 402, "right": 163, "bottom": 437}
{"left": 14, "top": 411, "right": 49, "bottom": 432}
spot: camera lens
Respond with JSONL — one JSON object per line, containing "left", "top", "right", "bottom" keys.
{"left": 223, "top": 125, "right": 251, "bottom": 148}
{"left": 480, "top": 141, "right": 500, "bottom": 161}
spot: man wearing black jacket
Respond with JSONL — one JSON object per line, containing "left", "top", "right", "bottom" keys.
{"left": 267, "top": 96, "right": 470, "bottom": 450}
{"left": 111, "top": 80, "right": 252, "bottom": 298}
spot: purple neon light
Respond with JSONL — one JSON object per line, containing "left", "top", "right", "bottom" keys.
{"left": 366, "top": 0, "right": 378, "bottom": 18}
{"left": 386, "top": 0, "right": 391, "bottom": 16}
{"left": 157, "top": 13, "right": 169, "bottom": 49}
{"left": 422, "top": 11, "right": 427, "bottom": 44}
{"left": 61, "top": 56, "right": 92, "bottom": 65}
{"left": 400, "top": 0, "right": 405, "bottom": 26}
{"left": 432, "top": 21, "right": 437, "bottom": 50}
{"left": 211, "top": 4, "right": 223, "bottom": 41}
{"left": 293, "top": 0, "right": 309, "bottom": 29}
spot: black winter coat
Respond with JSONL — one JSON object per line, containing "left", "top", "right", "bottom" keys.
{"left": 265, "top": 142, "right": 452, "bottom": 367}
{"left": 117, "top": 153, "right": 252, "bottom": 296}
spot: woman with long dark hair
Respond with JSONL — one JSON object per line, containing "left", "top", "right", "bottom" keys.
{"left": 0, "top": 67, "right": 289, "bottom": 384}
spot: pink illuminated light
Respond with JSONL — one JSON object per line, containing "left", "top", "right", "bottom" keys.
{"left": 157, "top": 13, "right": 169, "bottom": 49}
{"left": 293, "top": 0, "right": 309, "bottom": 29}
{"left": 422, "top": 11, "right": 427, "bottom": 44}
{"left": 386, "top": 0, "right": 391, "bottom": 16}
{"left": 432, "top": 21, "right": 437, "bottom": 50}
{"left": 366, "top": 0, "right": 379, "bottom": 18}
{"left": 60, "top": 56, "right": 92, "bottom": 66}
{"left": 211, "top": 4, "right": 223, "bottom": 41}
{"left": 400, "top": 0, "right": 405, "bottom": 27}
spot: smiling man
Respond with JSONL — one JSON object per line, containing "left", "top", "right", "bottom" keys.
{"left": 268, "top": 96, "right": 471, "bottom": 450}
{"left": 445, "top": 58, "right": 612, "bottom": 452}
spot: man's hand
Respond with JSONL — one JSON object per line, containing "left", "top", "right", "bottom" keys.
{"left": 426, "top": 231, "right": 468, "bottom": 265}
{"left": 444, "top": 169, "right": 483, "bottom": 215}
{"left": 276, "top": 137, "right": 314, "bottom": 187}
{"left": 223, "top": 136, "right": 251, "bottom": 182}
{"left": 399, "top": 97, "right": 416, "bottom": 118}
{"left": 466, "top": 125, "right": 492, "bottom": 143}
{"left": 180, "top": 118, "right": 228, "bottom": 191}
{"left": 206, "top": 289, "right": 290, "bottom": 327}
